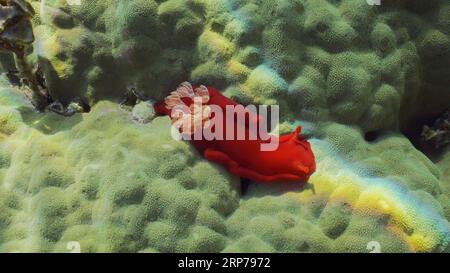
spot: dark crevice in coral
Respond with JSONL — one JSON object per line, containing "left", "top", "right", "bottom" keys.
{"left": 240, "top": 177, "right": 251, "bottom": 196}
{"left": 210, "top": 21, "right": 225, "bottom": 34}
{"left": 402, "top": 109, "right": 450, "bottom": 162}
{"left": 364, "top": 131, "right": 380, "bottom": 142}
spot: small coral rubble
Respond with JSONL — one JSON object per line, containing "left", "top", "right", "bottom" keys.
{"left": 421, "top": 108, "right": 450, "bottom": 149}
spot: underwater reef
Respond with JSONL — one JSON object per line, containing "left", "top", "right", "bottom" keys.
{"left": 0, "top": 0, "right": 449, "bottom": 252}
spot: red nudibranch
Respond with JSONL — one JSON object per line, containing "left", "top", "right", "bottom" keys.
{"left": 154, "top": 82, "right": 316, "bottom": 183}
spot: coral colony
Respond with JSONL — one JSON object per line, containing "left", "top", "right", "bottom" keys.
{"left": 0, "top": 0, "right": 448, "bottom": 253}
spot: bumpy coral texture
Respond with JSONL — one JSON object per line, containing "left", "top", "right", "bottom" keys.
{"left": 0, "top": 0, "right": 448, "bottom": 252}
{"left": 0, "top": 84, "right": 448, "bottom": 252}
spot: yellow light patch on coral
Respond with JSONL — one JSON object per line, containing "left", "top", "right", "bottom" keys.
{"left": 43, "top": 35, "right": 72, "bottom": 79}
{"left": 0, "top": 108, "right": 23, "bottom": 135}
{"left": 329, "top": 181, "right": 361, "bottom": 206}
{"left": 408, "top": 233, "right": 436, "bottom": 253}
{"left": 198, "top": 30, "right": 235, "bottom": 59}
{"left": 288, "top": 143, "right": 449, "bottom": 253}
{"left": 227, "top": 60, "right": 250, "bottom": 81}
{"left": 241, "top": 65, "right": 287, "bottom": 105}
{"left": 355, "top": 189, "right": 396, "bottom": 216}
{"left": 41, "top": 28, "right": 84, "bottom": 79}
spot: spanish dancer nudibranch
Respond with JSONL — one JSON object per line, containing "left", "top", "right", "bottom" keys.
{"left": 154, "top": 82, "right": 316, "bottom": 183}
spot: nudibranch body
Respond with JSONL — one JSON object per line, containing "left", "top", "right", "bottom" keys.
{"left": 154, "top": 82, "right": 316, "bottom": 183}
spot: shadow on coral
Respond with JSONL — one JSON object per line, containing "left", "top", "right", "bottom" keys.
{"left": 12, "top": 57, "right": 91, "bottom": 135}
{"left": 17, "top": 105, "right": 83, "bottom": 135}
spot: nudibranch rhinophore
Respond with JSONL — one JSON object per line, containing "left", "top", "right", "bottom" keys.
{"left": 154, "top": 82, "right": 316, "bottom": 183}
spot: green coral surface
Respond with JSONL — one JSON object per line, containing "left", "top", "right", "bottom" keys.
{"left": 0, "top": 0, "right": 449, "bottom": 252}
